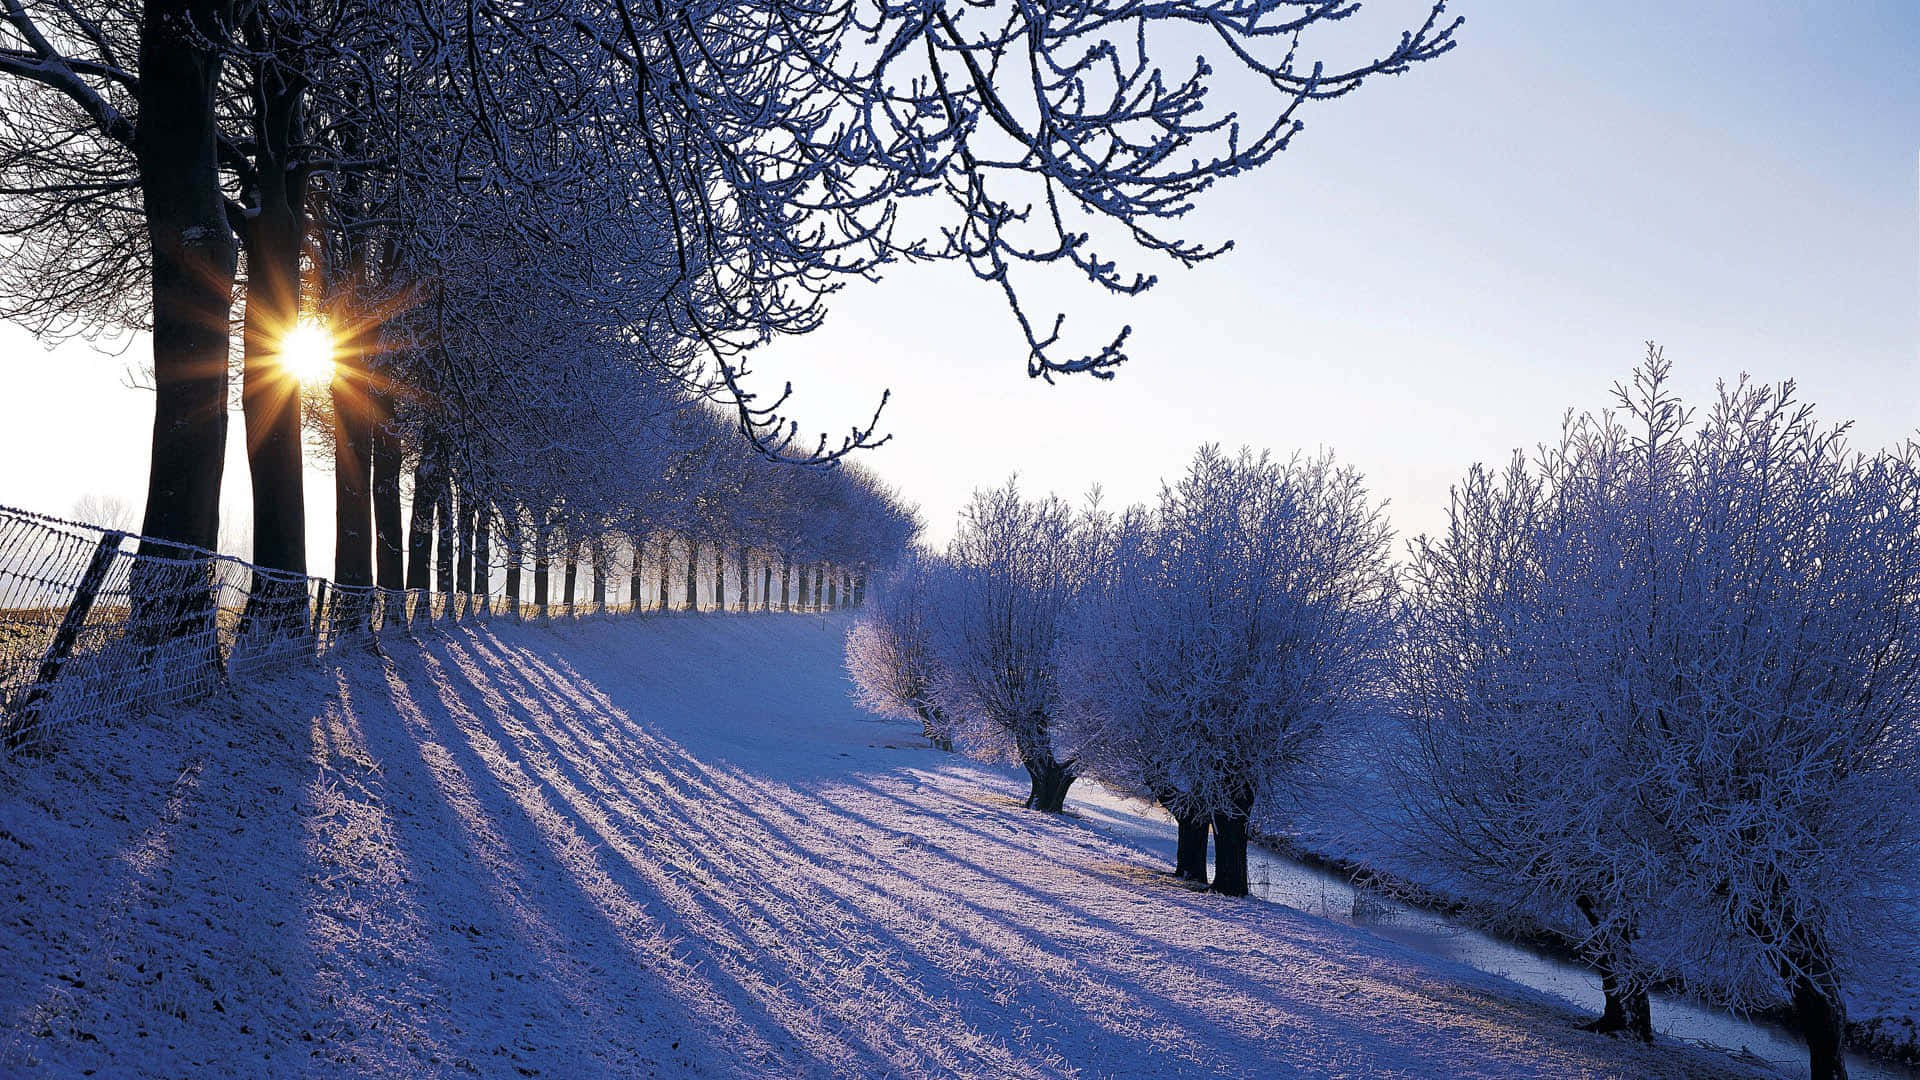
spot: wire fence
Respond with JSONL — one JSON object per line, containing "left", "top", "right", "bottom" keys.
{"left": 0, "top": 503, "right": 859, "bottom": 755}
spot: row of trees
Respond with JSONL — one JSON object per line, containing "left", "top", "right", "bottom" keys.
{"left": 848, "top": 446, "right": 1393, "bottom": 896}
{"left": 371, "top": 416, "right": 918, "bottom": 626}
{"left": 850, "top": 355, "right": 1920, "bottom": 1080}
{"left": 0, "top": 0, "right": 1459, "bottom": 623}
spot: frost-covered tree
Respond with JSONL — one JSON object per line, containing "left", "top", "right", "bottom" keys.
{"left": 569, "top": 0, "right": 1460, "bottom": 447}
{"left": 1395, "top": 442, "right": 1663, "bottom": 1036}
{"left": 1399, "top": 352, "right": 1920, "bottom": 1077}
{"left": 1065, "top": 446, "right": 1393, "bottom": 895}
{"left": 1062, "top": 502, "right": 1226, "bottom": 876}
{"left": 1628, "top": 376, "right": 1920, "bottom": 1079}
{"left": 4, "top": 0, "right": 1459, "bottom": 578}
{"left": 846, "top": 552, "right": 955, "bottom": 750}
{"left": 927, "top": 480, "right": 1091, "bottom": 812}
{"left": 1401, "top": 359, "right": 1730, "bottom": 1041}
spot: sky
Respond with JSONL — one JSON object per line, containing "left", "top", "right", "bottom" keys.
{"left": 1, "top": 0, "right": 1916, "bottom": 559}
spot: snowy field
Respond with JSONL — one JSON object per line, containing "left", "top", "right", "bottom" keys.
{"left": 2, "top": 612, "right": 1779, "bottom": 1077}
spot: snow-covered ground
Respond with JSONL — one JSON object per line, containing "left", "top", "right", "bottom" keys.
{"left": 3, "top": 612, "right": 1772, "bottom": 1077}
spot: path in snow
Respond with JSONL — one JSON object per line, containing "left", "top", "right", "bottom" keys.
{"left": 2, "top": 613, "right": 1765, "bottom": 1078}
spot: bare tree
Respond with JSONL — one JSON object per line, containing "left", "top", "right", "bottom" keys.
{"left": 70, "top": 493, "right": 139, "bottom": 533}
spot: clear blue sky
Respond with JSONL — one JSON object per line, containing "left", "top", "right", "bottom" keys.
{"left": 2, "top": 0, "right": 1916, "bottom": 558}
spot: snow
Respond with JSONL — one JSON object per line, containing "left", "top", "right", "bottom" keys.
{"left": 4, "top": 612, "right": 1774, "bottom": 1077}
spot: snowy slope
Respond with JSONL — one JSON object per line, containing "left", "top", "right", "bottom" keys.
{"left": 2, "top": 612, "right": 1767, "bottom": 1078}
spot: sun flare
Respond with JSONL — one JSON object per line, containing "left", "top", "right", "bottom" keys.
{"left": 279, "top": 322, "right": 335, "bottom": 386}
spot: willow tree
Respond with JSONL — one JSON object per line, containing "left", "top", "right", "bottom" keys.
{"left": 1399, "top": 354, "right": 1920, "bottom": 1078}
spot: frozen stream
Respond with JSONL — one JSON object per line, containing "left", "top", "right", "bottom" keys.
{"left": 1239, "top": 846, "right": 1918, "bottom": 1080}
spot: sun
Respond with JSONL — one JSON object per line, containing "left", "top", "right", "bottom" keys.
{"left": 279, "top": 322, "right": 336, "bottom": 386}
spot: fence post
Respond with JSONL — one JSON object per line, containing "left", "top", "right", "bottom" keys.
{"left": 311, "top": 579, "right": 330, "bottom": 652}
{"left": 5, "top": 530, "right": 123, "bottom": 748}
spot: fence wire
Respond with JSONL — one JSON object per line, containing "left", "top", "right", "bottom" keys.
{"left": 1, "top": 504, "right": 864, "bottom": 755}
{"left": 0, "top": 504, "right": 487, "bottom": 752}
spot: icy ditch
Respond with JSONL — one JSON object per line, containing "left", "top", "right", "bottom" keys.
{"left": 0, "top": 611, "right": 1813, "bottom": 1077}
{"left": 1061, "top": 787, "right": 1920, "bottom": 1080}
{"left": 1241, "top": 847, "right": 1919, "bottom": 1080}
{"left": 1064, "top": 754, "right": 1920, "bottom": 1078}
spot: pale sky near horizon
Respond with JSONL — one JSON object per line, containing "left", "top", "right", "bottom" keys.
{"left": 1, "top": 0, "right": 1916, "bottom": 562}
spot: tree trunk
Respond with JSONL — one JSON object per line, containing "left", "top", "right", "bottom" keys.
{"left": 404, "top": 451, "right": 439, "bottom": 626}
{"left": 1209, "top": 790, "right": 1256, "bottom": 896}
{"left": 814, "top": 565, "right": 825, "bottom": 610}
{"left": 1581, "top": 960, "right": 1653, "bottom": 1041}
{"left": 472, "top": 504, "right": 489, "bottom": 616}
{"left": 321, "top": 117, "right": 372, "bottom": 627}
{"left": 238, "top": 248, "right": 308, "bottom": 587}
{"left": 236, "top": 37, "right": 310, "bottom": 593}
{"left": 1024, "top": 757, "right": 1075, "bottom": 813}
{"left": 828, "top": 573, "right": 837, "bottom": 610}
{"left": 456, "top": 486, "right": 475, "bottom": 596}
{"left": 762, "top": 563, "right": 772, "bottom": 610}
{"left": 234, "top": 177, "right": 309, "bottom": 636}
{"left": 739, "top": 548, "right": 750, "bottom": 612}
{"left": 434, "top": 476, "right": 454, "bottom": 604}
{"left": 533, "top": 525, "right": 550, "bottom": 620}
{"left": 123, "top": 0, "right": 237, "bottom": 699}
{"left": 782, "top": 559, "right": 791, "bottom": 611}
{"left": 796, "top": 565, "right": 806, "bottom": 611}
{"left": 563, "top": 539, "right": 579, "bottom": 611}
{"left": 503, "top": 519, "right": 522, "bottom": 620}
{"left": 657, "top": 536, "right": 670, "bottom": 611}
{"left": 591, "top": 538, "right": 607, "bottom": 609}
{"left": 1576, "top": 897, "right": 1654, "bottom": 1041}
{"left": 329, "top": 351, "right": 372, "bottom": 634}
{"left": 369, "top": 384, "right": 404, "bottom": 591}
{"left": 329, "top": 367, "right": 372, "bottom": 591}
{"left": 641, "top": 530, "right": 656, "bottom": 611}
{"left": 685, "top": 541, "right": 698, "bottom": 610}
{"left": 713, "top": 545, "right": 725, "bottom": 610}
{"left": 913, "top": 705, "right": 952, "bottom": 751}
{"left": 405, "top": 450, "right": 438, "bottom": 591}
{"left": 1210, "top": 813, "right": 1250, "bottom": 896}
{"left": 1175, "top": 811, "right": 1210, "bottom": 885}
{"left": 134, "top": 0, "right": 236, "bottom": 563}
{"left": 1790, "top": 976, "right": 1848, "bottom": 1080}
{"left": 1784, "top": 932, "right": 1849, "bottom": 1080}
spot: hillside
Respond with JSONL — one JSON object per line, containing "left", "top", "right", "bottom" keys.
{"left": 1, "top": 612, "right": 1763, "bottom": 1078}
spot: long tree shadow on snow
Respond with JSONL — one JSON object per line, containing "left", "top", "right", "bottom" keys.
{"left": 323, "top": 620, "right": 1764, "bottom": 1080}
{"left": 0, "top": 688, "right": 320, "bottom": 1077}
{"left": 306, "top": 655, "right": 722, "bottom": 1075}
